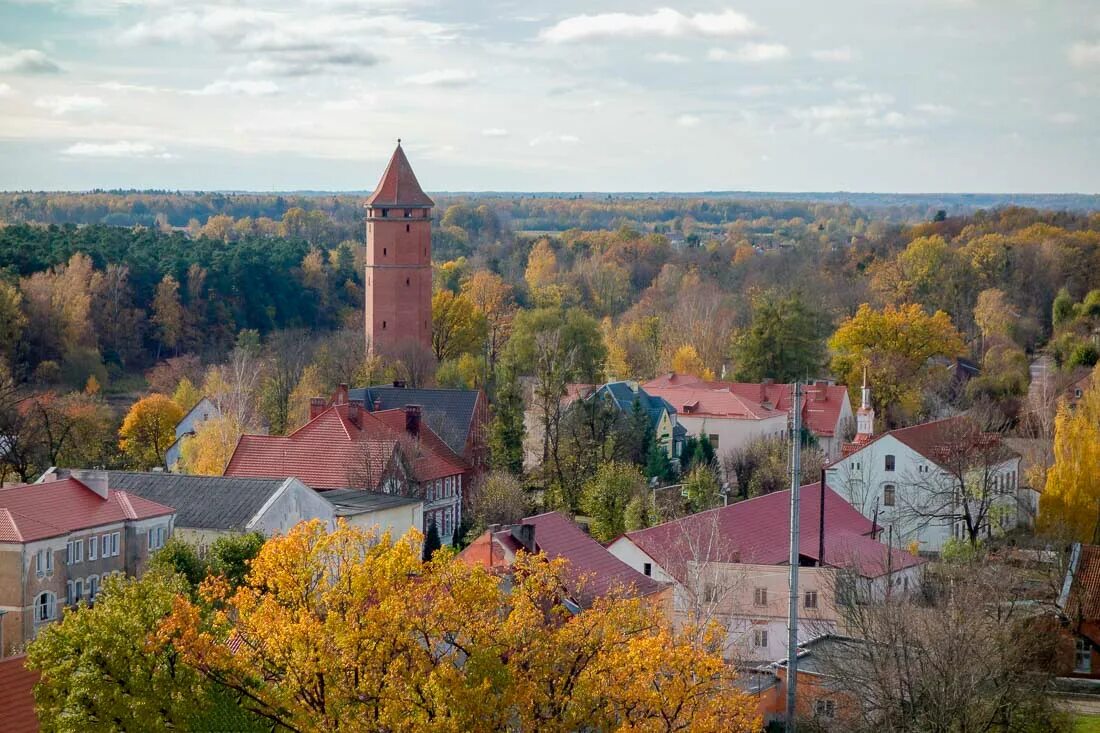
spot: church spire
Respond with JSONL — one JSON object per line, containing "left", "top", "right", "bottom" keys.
{"left": 855, "top": 367, "right": 875, "bottom": 443}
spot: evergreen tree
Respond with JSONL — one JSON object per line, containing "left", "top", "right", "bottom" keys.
{"left": 423, "top": 519, "right": 442, "bottom": 561}
{"left": 645, "top": 439, "right": 674, "bottom": 482}
{"left": 489, "top": 361, "right": 525, "bottom": 475}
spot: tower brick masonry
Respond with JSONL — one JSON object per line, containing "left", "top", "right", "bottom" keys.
{"left": 364, "top": 140, "right": 434, "bottom": 356}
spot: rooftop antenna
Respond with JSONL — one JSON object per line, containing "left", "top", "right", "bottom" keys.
{"left": 786, "top": 381, "right": 802, "bottom": 732}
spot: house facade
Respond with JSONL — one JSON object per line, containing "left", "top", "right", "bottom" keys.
{"left": 607, "top": 483, "right": 922, "bottom": 663}
{"left": 165, "top": 396, "right": 222, "bottom": 470}
{"left": 1, "top": 471, "right": 174, "bottom": 656}
{"left": 225, "top": 387, "right": 466, "bottom": 545}
{"left": 825, "top": 415, "right": 1025, "bottom": 553}
{"left": 642, "top": 375, "right": 854, "bottom": 460}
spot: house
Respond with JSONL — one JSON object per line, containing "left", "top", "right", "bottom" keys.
{"left": 607, "top": 483, "right": 922, "bottom": 663}
{"left": 459, "top": 511, "right": 669, "bottom": 609}
{"left": 825, "top": 407, "right": 1026, "bottom": 553}
{"left": 165, "top": 397, "right": 222, "bottom": 470}
{"left": 642, "top": 374, "right": 854, "bottom": 460}
{"left": 225, "top": 387, "right": 467, "bottom": 545}
{"left": 522, "top": 380, "right": 686, "bottom": 471}
{"left": 349, "top": 383, "right": 489, "bottom": 477}
{"left": 0, "top": 656, "right": 39, "bottom": 732}
{"left": 763, "top": 634, "right": 873, "bottom": 729}
{"left": 1057, "top": 543, "right": 1100, "bottom": 677}
{"left": 1, "top": 470, "right": 174, "bottom": 655}
{"left": 101, "top": 472, "right": 341, "bottom": 552}
{"left": 322, "top": 488, "right": 424, "bottom": 539}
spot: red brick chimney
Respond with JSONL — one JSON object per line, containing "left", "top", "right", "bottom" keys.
{"left": 405, "top": 404, "right": 422, "bottom": 438}
{"left": 814, "top": 380, "right": 828, "bottom": 402}
{"left": 309, "top": 397, "right": 326, "bottom": 421}
{"left": 333, "top": 383, "right": 349, "bottom": 405}
{"left": 348, "top": 398, "right": 364, "bottom": 427}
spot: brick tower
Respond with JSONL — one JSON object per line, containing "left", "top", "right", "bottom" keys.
{"left": 364, "top": 140, "right": 434, "bottom": 356}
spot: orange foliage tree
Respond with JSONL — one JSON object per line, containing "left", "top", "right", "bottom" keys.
{"left": 159, "top": 520, "right": 761, "bottom": 733}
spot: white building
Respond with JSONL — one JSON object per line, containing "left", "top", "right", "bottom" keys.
{"left": 825, "top": 393, "right": 1027, "bottom": 553}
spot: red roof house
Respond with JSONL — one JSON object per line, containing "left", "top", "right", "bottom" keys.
{"left": 0, "top": 656, "right": 39, "bottom": 733}
{"left": 459, "top": 511, "right": 667, "bottom": 607}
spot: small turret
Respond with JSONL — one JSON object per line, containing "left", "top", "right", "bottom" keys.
{"left": 855, "top": 368, "right": 875, "bottom": 442}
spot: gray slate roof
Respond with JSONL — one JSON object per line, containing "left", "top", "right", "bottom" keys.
{"left": 323, "top": 488, "right": 422, "bottom": 516}
{"left": 105, "top": 471, "right": 293, "bottom": 532}
{"left": 349, "top": 385, "right": 479, "bottom": 455}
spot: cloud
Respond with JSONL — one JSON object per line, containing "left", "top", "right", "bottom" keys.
{"left": 404, "top": 69, "right": 477, "bottom": 87}
{"left": 708, "top": 42, "right": 789, "bottom": 62}
{"left": 914, "top": 103, "right": 954, "bottom": 117}
{"left": 0, "top": 49, "right": 62, "bottom": 74}
{"left": 194, "top": 79, "right": 279, "bottom": 96}
{"left": 34, "top": 94, "right": 106, "bottom": 115}
{"left": 238, "top": 50, "right": 381, "bottom": 77}
{"left": 0, "top": 83, "right": 13, "bottom": 97}
{"left": 481, "top": 128, "right": 510, "bottom": 137}
{"left": 648, "top": 51, "right": 689, "bottom": 64}
{"left": 539, "top": 8, "right": 755, "bottom": 43}
{"left": 61, "top": 141, "right": 175, "bottom": 159}
{"left": 1069, "top": 42, "right": 1100, "bottom": 67}
{"left": 99, "top": 81, "right": 163, "bottom": 93}
{"left": 676, "top": 114, "right": 701, "bottom": 127}
{"left": 811, "top": 46, "right": 856, "bottom": 62}
{"left": 1050, "top": 111, "right": 1079, "bottom": 124}
{"left": 529, "top": 133, "right": 579, "bottom": 146}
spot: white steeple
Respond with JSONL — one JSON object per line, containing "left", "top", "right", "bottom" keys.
{"left": 856, "top": 367, "right": 875, "bottom": 440}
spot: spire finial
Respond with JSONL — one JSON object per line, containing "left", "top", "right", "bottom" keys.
{"left": 397, "top": 137, "right": 402, "bottom": 147}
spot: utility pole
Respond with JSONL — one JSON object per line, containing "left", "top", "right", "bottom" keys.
{"left": 786, "top": 382, "right": 802, "bottom": 732}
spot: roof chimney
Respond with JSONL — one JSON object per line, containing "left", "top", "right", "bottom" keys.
{"left": 334, "top": 384, "right": 349, "bottom": 405}
{"left": 309, "top": 397, "right": 326, "bottom": 421}
{"left": 72, "top": 469, "right": 109, "bottom": 499}
{"left": 348, "top": 398, "right": 364, "bottom": 427}
{"left": 405, "top": 404, "right": 422, "bottom": 438}
{"left": 511, "top": 523, "right": 536, "bottom": 553}
{"left": 814, "top": 380, "right": 828, "bottom": 402}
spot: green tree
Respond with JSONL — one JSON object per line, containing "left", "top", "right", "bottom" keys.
{"left": 151, "top": 273, "right": 184, "bottom": 357}
{"left": 26, "top": 570, "right": 211, "bottom": 730}
{"left": 423, "top": 518, "right": 443, "bottom": 560}
{"left": 581, "top": 461, "right": 647, "bottom": 542}
{"left": 469, "top": 471, "right": 528, "bottom": 537}
{"left": 431, "top": 289, "right": 487, "bottom": 363}
{"left": 645, "top": 439, "right": 674, "bottom": 482}
{"left": 151, "top": 537, "right": 208, "bottom": 589}
{"left": 732, "top": 291, "right": 828, "bottom": 382}
{"left": 683, "top": 464, "right": 722, "bottom": 513}
{"left": 489, "top": 362, "right": 526, "bottom": 475}
{"left": 208, "top": 532, "right": 265, "bottom": 589}
{"left": 0, "top": 280, "right": 27, "bottom": 373}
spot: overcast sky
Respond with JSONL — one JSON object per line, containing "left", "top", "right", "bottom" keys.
{"left": 0, "top": 0, "right": 1098, "bottom": 192}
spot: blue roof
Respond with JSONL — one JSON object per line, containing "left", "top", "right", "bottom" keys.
{"left": 592, "top": 381, "right": 675, "bottom": 431}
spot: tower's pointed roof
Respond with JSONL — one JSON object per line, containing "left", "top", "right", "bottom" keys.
{"left": 365, "top": 141, "right": 434, "bottom": 208}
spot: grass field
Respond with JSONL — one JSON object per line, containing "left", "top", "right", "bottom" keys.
{"left": 1076, "top": 714, "right": 1100, "bottom": 732}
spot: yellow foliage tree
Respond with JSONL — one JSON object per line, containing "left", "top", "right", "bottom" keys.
{"left": 670, "top": 344, "right": 715, "bottom": 381}
{"left": 431, "top": 290, "right": 486, "bottom": 363}
{"left": 829, "top": 303, "right": 965, "bottom": 425}
{"left": 158, "top": 520, "right": 760, "bottom": 733}
{"left": 179, "top": 416, "right": 244, "bottom": 476}
{"left": 119, "top": 394, "right": 184, "bottom": 469}
{"left": 524, "top": 238, "right": 558, "bottom": 293}
{"left": 461, "top": 269, "right": 515, "bottom": 370}
{"left": 1040, "top": 368, "right": 1100, "bottom": 542}
{"left": 172, "top": 377, "right": 202, "bottom": 414}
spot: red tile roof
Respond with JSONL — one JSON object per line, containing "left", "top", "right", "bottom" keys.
{"left": 838, "top": 415, "right": 1018, "bottom": 470}
{"left": 365, "top": 143, "right": 434, "bottom": 208}
{"left": 642, "top": 375, "right": 851, "bottom": 436}
{"left": 1063, "top": 544, "right": 1100, "bottom": 623}
{"left": 0, "top": 656, "right": 39, "bottom": 733}
{"left": 619, "top": 483, "right": 921, "bottom": 580}
{"left": 224, "top": 404, "right": 466, "bottom": 490}
{"left": 458, "top": 512, "right": 665, "bottom": 605}
{"left": 0, "top": 478, "right": 174, "bottom": 543}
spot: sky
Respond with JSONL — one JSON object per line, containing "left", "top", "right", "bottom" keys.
{"left": 0, "top": 0, "right": 1098, "bottom": 192}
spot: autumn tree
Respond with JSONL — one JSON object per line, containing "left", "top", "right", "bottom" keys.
{"left": 670, "top": 344, "right": 715, "bottom": 380}
{"left": 119, "top": 393, "right": 184, "bottom": 469}
{"left": 0, "top": 279, "right": 27, "bottom": 373}
{"left": 488, "top": 361, "right": 525, "bottom": 475}
{"left": 1040, "top": 367, "right": 1100, "bottom": 542}
{"left": 468, "top": 471, "right": 529, "bottom": 536}
{"left": 178, "top": 415, "right": 243, "bottom": 475}
{"left": 158, "top": 520, "right": 760, "bottom": 732}
{"left": 732, "top": 290, "right": 828, "bottom": 382}
{"left": 152, "top": 274, "right": 185, "bottom": 358}
{"left": 829, "top": 303, "right": 966, "bottom": 426}
{"left": 431, "top": 289, "right": 486, "bottom": 362}
{"left": 461, "top": 269, "right": 515, "bottom": 375}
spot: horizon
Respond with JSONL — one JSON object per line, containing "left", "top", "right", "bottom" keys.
{"left": 2, "top": 1, "right": 1099, "bottom": 192}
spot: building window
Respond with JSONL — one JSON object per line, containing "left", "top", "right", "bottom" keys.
{"left": 754, "top": 587, "right": 767, "bottom": 606}
{"left": 89, "top": 535, "right": 98, "bottom": 560}
{"left": 813, "top": 699, "right": 836, "bottom": 719}
{"left": 804, "top": 590, "right": 818, "bottom": 609}
{"left": 704, "top": 583, "right": 718, "bottom": 603}
{"left": 148, "top": 526, "right": 166, "bottom": 551}
{"left": 35, "top": 592, "right": 56, "bottom": 622}
{"left": 406, "top": 277, "right": 410, "bottom": 286}
{"left": 67, "top": 539, "right": 83, "bottom": 565}
{"left": 1077, "top": 638, "right": 1093, "bottom": 674}
{"left": 883, "top": 484, "right": 896, "bottom": 507}
{"left": 36, "top": 548, "right": 49, "bottom": 577}
{"left": 643, "top": 562, "right": 652, "bottom": 577}
{"left": 885, "top": 455, "right": 896, "bottom": 472}
{"left": 88, "top": 575, "right": 100, "bottom": 601}
{"left": 406, "top": 224, "right": 410, "bottom": 233}
{"left": 404, "top": 209, "right": 411, "bottom": 218}
{"left": 383, "top": 247, "right": 387, "bottom": 256}
{"left": 752, "top": 629, "right": 768, "bottom": 648}
{"left": 382, "top": 320, "right": 387, "bottom": 329}
{"left": 852, "top": 461, "right": 861, "bottom": 472}
{"left": 707, "top": 434, "right": 720, "bottom": 452}
{"left": 111, "top": 532, "right": 120, "bottom": 557}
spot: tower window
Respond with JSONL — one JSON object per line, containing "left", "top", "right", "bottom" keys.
{"left": 382, "top": 320, "right": 387, "bottom": 329}
{"left": 406, "top": 224, "right": 410, "bottom": 232}
{"left": 380, "top": 209, "right": 387, "bottom": 217}
{"left": 383, "top": 248, "right": 387, "bottom": 256}
{"left": 404, "top": 209, "right": 411, "bottom": 217}
{"left": 406, "top": 278, "right": 410, "bottom": 286}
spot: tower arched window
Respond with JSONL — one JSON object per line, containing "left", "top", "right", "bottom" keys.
{"left": 406, "top": 277, "right": 410, "bottom": 286}
{"left": 383, "top": 248, "right": 387, "bottom": 256}
{"left": 382, "top": 320, "right": 387, "bottom": 329}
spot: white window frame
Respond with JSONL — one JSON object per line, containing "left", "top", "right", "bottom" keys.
{"left": 89, "top": 535, "right": 98, "bottom": 560}
{"left": 35, "top": 549, "right": 45, "bottom": 577}
{"left": 1076, "top": 637, "right": 1093, "bottom": 674}
{"left": 883, "top": 484, "right": 896, "bottom": 507}
{"left": 753, "top": 587, "right": 767, "bottom": 606}
{"left": 88, "top": 575, "right": 100, "bottom": 601}
{"left": 35, "top": 591, "right": 56, "bottom": 622}
{"left": 111, "top": 531, "right": 120, "bottom": 557}
{"left": 102, "top": 533, "right": 110, "bottom": 556}
{"left": 66, "top": 580, "right": 74, "bottom": 606}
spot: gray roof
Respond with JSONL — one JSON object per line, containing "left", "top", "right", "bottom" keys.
{"left": 322, "top": 488, "right": 422, "bottom": 516}
{"left": 105, "top": 471, "right": 293, "bottom": 532}
{"left": 349, "top": 385, "right": 480, "bottom": 455}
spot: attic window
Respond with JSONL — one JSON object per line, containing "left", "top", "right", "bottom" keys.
{"left": 643, "top": 562, "right": 652, "bottom": 577}
{"left": 885, "top": 455, "right": 896, "bottom": 472}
